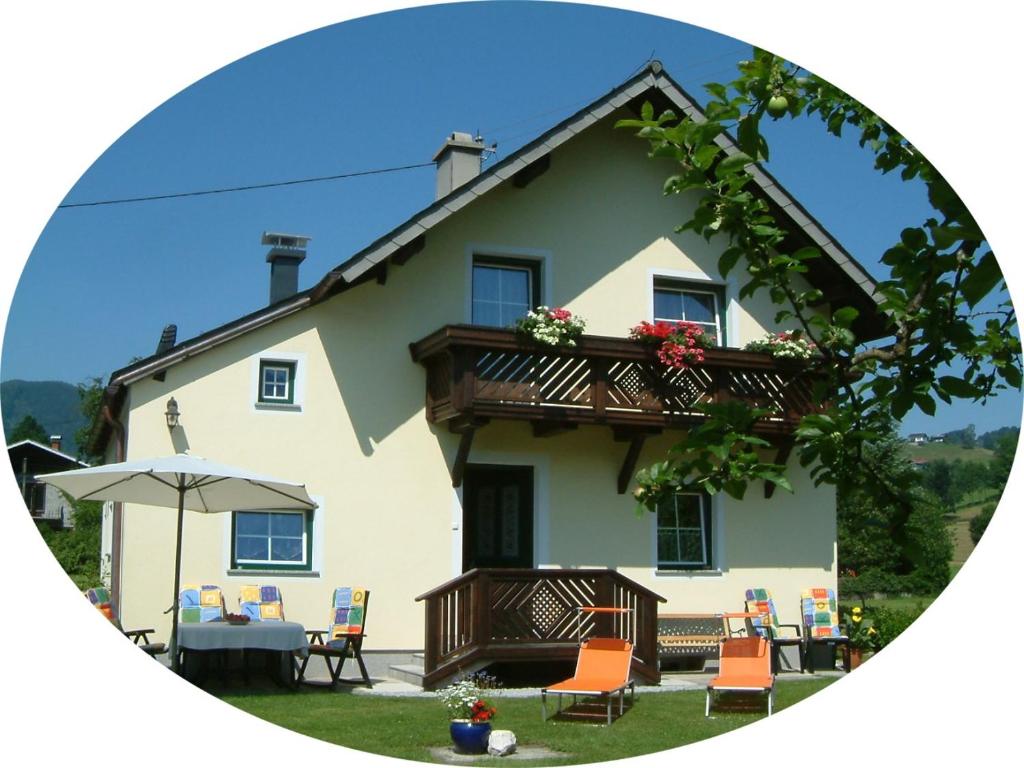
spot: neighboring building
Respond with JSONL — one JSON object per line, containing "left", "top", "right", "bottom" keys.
{"left": 8, "top": 436, "right": 88, "bottom": 529}
{"left": 908, "top": 433, "right": 928, "bottom": 445}
{"left": 930, "top": 435, "right": 945, "bottom": 443}
{"left": 91, "top": 62, "right": 884, "bottom": 685}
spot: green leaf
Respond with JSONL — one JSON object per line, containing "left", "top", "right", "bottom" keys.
{"left": 937, "top": 376, "right": 982, "bottom": 399}
{"left": 832, "top": 306, "right": 860, "bottom": 328}
{"left": 715, "top": 152, "right": 754, "bottom": 179}
{"left": 959, "top": 251, "right": 1003, "bottom": 308}
{"left": 718, "top": 246, "right": 744, "bottom": 277}
{"left": 641, "top": 101, "right": 654, "bottom": 121}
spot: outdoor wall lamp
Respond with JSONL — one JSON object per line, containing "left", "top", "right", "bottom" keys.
{"left": 165, "top": 397, "right": 180, "bottom": 430}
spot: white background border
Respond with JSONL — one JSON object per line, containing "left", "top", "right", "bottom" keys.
{"left": 2, "top": 3, "right": 1021, "bottom": 767}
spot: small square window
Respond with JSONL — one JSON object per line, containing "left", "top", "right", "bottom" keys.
{"left": 259, "top": 361, "right": 295, "bottom": 404}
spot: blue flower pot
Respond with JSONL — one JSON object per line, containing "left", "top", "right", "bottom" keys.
{"left": 449, "top": 720, "right": 492, "bottom": 754}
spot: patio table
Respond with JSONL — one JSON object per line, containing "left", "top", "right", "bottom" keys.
{"left": 178, "top": 621, "right": 308, "bottom": 687}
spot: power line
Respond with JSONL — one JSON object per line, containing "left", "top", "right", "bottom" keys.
{"left": 57, "top": 161, "right": 435, "bottom": 209}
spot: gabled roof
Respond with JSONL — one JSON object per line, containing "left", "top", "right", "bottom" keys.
{"left": 7, "top": 439, "right": 89, "bottom": 469}
{"left": 93, "top": 60, "right": 887, "bottom": 451}
{"left": 313, "top": 61, "right": 880, "bottom": 316}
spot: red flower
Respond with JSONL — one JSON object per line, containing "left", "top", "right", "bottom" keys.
{"left": 549, "top": 308, "right": 572, "bottom": 321}
{"left": 470, "top": 699, "right": 496, "bottom": 722}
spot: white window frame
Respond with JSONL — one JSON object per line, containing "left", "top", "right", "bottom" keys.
{"left": 251, "top": 351, "right": 306, "bottom": 412}
{"left": 231, "top": 509, "right": 311, "bottom": 570}
{"left": 224, "top": 493, "right": 324, "bottom": 577}
{"left": 464, "top": 243, "right": 552, "bottom": 325}
{"left": 259, "top": 361, "right": 294, "bottom": 403}
{"left": 648, "top": 269, "right": 739, "bottom": 347}
{"left": 652, "top": 491, "right": 724, "bottom": 576}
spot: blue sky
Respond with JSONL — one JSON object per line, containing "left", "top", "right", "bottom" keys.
{"left": 1, "top": 0, "right": 1019, "bottom": 440}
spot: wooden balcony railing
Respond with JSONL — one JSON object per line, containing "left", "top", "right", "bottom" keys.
{"left": 410, "top": 325, "right": 818, "bottom": 434}
{"left": 415, "top": 568, "right": 665, "bottom": 690}
{"left": 410, "top": 325, "right": 819, "bottom": 491}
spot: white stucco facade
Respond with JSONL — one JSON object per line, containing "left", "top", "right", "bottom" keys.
{"left": 111, "top": 107, "right": 839, "bottom": 651}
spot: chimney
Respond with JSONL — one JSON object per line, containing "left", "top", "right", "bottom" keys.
{"left": 155, "top": 324, "right": 177, "bottom": 355}
{"left": 49, "top": 435, "right": 62, "bottom": 452}
{"left": 433, "top": 132, "right": 485, "bottom": 200}
{"left": 263, "top": 232, "right": 310, "bottom": 305}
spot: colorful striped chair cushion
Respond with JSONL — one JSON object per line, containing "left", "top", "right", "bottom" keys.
{"left": 239, "top": 584, "right": 284, "bottom": 621}
{"left": 180, "top": 584, "right": 225, "bottom": 622}
{"left": 744, "top": 588, "right": 781, "bottom": 638}
{"left": 86, "top": 587, "right": 111, "bottom": 606}
{"left": 801, "top": 588, "right": 842, "bottom": 638}
{"left": 329, "top": 586, "right": 366, "bottom": 640}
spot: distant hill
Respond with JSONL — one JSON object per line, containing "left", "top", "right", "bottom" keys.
{"left": 905, "top": 441, "right": 994, "bottom": 464}
{"left": 1, "top": 380, "right": 86, "bottom": 455}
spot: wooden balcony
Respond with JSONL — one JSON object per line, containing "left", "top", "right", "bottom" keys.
{"left": 410, "top": 325, "right": 818, "bottom": 491}
{"left": 415, "top": 568, "right": 665, "bottom": 690}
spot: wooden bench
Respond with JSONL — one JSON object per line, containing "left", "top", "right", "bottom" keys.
{"left": 657, "top": 613, "right": 728, "bottom": 671}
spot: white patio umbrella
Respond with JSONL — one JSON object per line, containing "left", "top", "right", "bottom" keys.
{"left": 38, "top": 453, "right": 317, "bottom": 672}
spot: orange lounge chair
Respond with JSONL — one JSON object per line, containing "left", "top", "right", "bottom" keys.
{"left": 541, "top": 637, "right": 635, "bottom": 726}
{"left": 705, "top": 635, "right": 775, "bottom": 717}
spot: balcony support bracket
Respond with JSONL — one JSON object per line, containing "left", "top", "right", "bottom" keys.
{"left": 449, "top": 416, "right": 489, "bottom": 488}
{"left": 615, "top": 428, "right": 659, "bottom": 495}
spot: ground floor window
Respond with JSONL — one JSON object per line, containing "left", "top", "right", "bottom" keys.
{"left": 231, "top": 510, "right": 312, "bottom": 571}
{"left": 656, "top": 492, "right": 713, "bottom": 570}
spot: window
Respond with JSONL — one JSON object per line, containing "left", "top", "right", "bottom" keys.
{"left": 259, "top": 360, "right": 296, "bottom": 404}
{"left": 231, "top": 510, "right": 312, "bottom": 571}
{"left": 653, "top": 279, "right": 725, "bottom": 346}
{"left": 472, "top": 257, "right": 541, "bottom": 327}
{"left": 656, "top": 493, "right": 714, "bottom": 570}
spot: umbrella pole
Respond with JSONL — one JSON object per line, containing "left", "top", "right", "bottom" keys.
{"left": 170, "top": 486, "right": 185, "bottom": 674}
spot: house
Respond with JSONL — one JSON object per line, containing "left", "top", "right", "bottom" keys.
{"left": 90, "top": 61, "right": 883, "bottom": 686}
{"left": 908, "top": 433, "right": 928, "bottom": 445}
{"left": 8, "top": 436, "right": 88, "bottom": 529}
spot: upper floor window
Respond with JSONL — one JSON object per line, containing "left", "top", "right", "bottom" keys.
{"left": 472, "top": 256, "right": 541, "bottom": 327}
{"left": 259, "top": 360, "right": 296, "bottom": 404}
{"left": 653, "top": 279, "right": 725, "bottom": 346}
{"left": 656, "top": 492, "right": 714, "bottom": 571}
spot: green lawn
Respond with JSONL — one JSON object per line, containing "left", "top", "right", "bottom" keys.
{"left": 218, "top": 678, "right": 835, "bottom": 764}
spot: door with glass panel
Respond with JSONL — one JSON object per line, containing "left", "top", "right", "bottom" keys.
{"left": 462, "top": 465, "right": 534, "bottom": 571}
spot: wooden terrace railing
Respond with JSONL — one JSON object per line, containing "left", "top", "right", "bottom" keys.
{"left": 415, "top": 568, "right": 665, "bottom": 690}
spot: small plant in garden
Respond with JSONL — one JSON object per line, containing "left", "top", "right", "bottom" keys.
{"left": 743, "top": 331, "right": 817, "bottom": 360}
{"left": 844, "top": 605, "right": 880, "bottom": 651}
{"left": 514, "top": 306, "right": 586, "bottom": 346}
{"left": 437, "top": 672, "right": 500, "bottom": 722}
{"left": 630, "top": 320, "right": 714, "bottom": 369}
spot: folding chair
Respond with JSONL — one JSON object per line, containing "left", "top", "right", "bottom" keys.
{"left": 705, "top": 635, "right": 775, "bottom": 717}
{"left": 800, "top": 588, "right": 850, "bottom": 673}
{"left": 297, "top": 587, "right": 372, "bottom": 688}
{"left": 541, "top": 637, "right": 635, "bottom": 726}
{"left": 179, "top": 584, "right": 226, "bottom": 623}
{"left": 85, "top": 587, "right": 167, "bottom": 657}
{"left": 745, "top": 588, "right": 805, "bottom": 672}
{"left": 238, "top": 585, "right": 284, "bottom": 621}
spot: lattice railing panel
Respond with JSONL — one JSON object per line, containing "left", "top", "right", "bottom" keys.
{"left": 474, "top": 351, "right": 593, "bottom": 409}
{"left": 488, "top": 575, "right": 600, "bottom": 641}
{"left": 727, "top": 369, "right": 815, "bottom": 421}
{"left": 606, "top": 361, "right": 714, "bottom": 415}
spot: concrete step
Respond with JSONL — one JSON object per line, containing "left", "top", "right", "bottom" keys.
{"left": 389, "top": 662, "right": 426, "bottom": 686}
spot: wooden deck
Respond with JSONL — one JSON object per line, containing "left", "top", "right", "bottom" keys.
{"left": 415, "top": 568, "right": 665, "bottom": 690}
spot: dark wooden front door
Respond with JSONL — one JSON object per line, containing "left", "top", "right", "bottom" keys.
{"left": 463, "top": 465, "right": 533, "bottom": 571}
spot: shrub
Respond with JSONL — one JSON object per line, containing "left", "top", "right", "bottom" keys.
{"left": 870, "top": 604, "right": 926, "bottom": 649}
{"left": 969, "top": 503, "right": 996, "bottom": 545}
